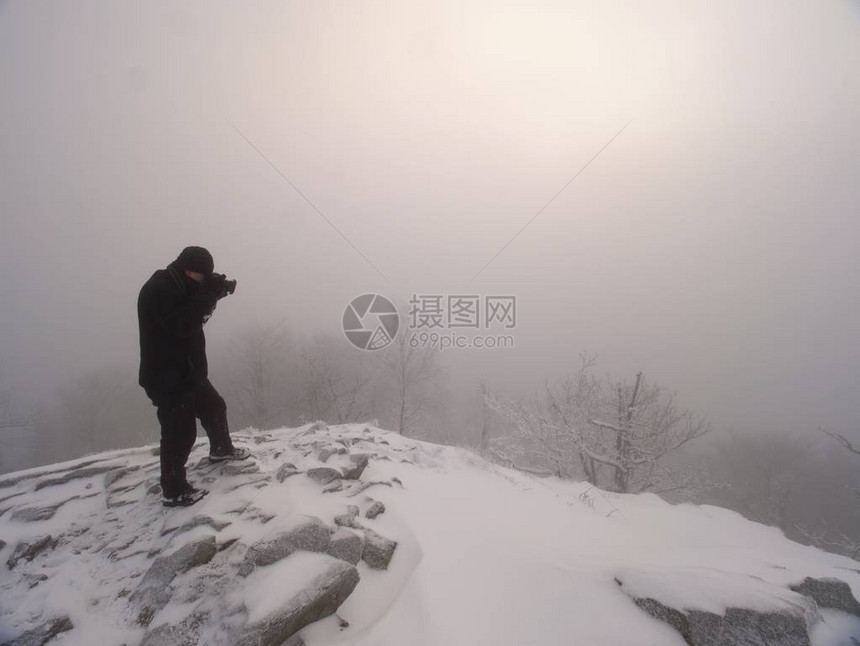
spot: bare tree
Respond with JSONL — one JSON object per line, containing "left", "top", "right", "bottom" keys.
{"left": 488, "top": 356, "right": 710, "bottom": 493}
{"left": 226, "top": 323, "right": 295, "bottom": 430}
{"left": 381, "top": 333, "right": 441, "bottom": 436}
{"left": 297, "top": 333, "right": 380, "bottom": 424}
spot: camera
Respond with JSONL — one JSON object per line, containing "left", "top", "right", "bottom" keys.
{"left": 208, "top": 273, "right": 237, "bottom": 298}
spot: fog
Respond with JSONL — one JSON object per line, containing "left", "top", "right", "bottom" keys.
{"left": 1, "top": 0, "right": 858, "bottom": 459}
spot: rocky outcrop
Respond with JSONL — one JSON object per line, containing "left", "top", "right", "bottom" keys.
{"left": 139, "top": 613, "right": 206, "bottom": 646}
{"left": 789, "top": 577, "right": 860, "bottom": 617}
{"left": 6, "top": 535, "right": 58, "bottom": 570}
{"left": 238, "top": 517, "right": 331, "bottom": 576}
{"left": 0, "top": 615, "right": 73, "bottom": 646}
{"left": 632, "top": 597, "right": 812, "bottom": 646}
{"left": 34, "top": 464, "right": 118, "bottom": 491}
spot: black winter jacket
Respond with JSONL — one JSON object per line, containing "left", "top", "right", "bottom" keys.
{"left": 138, "top": 261, "right": 220, "bottom": 402}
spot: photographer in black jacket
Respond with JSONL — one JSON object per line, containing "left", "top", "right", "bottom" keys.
{"left": 138, "top": 246, "right": 250, "bottom": 507}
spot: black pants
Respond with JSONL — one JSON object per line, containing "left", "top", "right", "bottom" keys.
{"left": 155, "top": 378, "right": 233, "bottom": 498}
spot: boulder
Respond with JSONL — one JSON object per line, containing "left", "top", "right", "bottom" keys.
{"left": 361, "top": 529, "right": 397, "bottom": 570}
{"left": 2, "top": 616, "right": 73, "bottom": 645}
{"left": 6, "top": 535, "right": 58, "bottom": 570}
{"left": 234, "top": 555, "right": 359, "bottom": 646}
{"left": 365, "top": 501, "right": 385, "bottom": 519}
{"left": 342, "top": 454, "right": 369, "bottom": 480}
{"left": 132, "top": 536, "right": 217, "bottom": 615}
{"left": 789, "top": 577, "right": 860, "bottom": 617}
{"left": 306, "top": 467, "right": 342, "bottom": 485}
{"left": 328, "top": 528, "right": 364, "bottom": 565}
{"left": 632, "top": 597, "right": 813, "bottom": 645}
{"left": 239, "top": 517, "right": 331, "bottom": 576}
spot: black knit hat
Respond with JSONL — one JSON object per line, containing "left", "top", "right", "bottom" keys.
{"left": 175, "top": 246, "right": 214, "bottom": 275}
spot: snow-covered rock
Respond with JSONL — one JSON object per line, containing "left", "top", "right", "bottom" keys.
{"left": 1, "top": 422, "right": 858, "bottom": 645}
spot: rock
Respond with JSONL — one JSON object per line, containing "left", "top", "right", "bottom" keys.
{"left": 342, "top": 454, "right": 369, "bottom": 480}
{"left": 132, "top": 537, "right": 217, "bottom": 614}
{"left": 234, "top": 555, "right": 359, "bottom": 646}
{"left": 334, "top": 505, "right": 362, "bottom": 529}
{"left": 24, "top": 573, "right": 49, "bottom": 588}
{"left": 162, "top": 514, "right": 231, "bottom": 537}
{"left": 365, "top": 501, "right": 385, "bottom": 519}
{"left": 318, "top": 447, "right": 338, "bottom": 463}
{"left": 309, "top": 420, "right": 327, "bottom": 432}
{"left": 306, "top": 467, "right": 342, "bottom": 485}
{"left": 361, "top": 529, "right": 397, "bottom": 570}
{"left": 328, "top": 528, "right": 364, "bottom": 565}
{"left": 0, "top": 539, "right": 6, "bottom": 552}
{"left": 323, "top": 480, "right": 343, "bottom": 494}
{"left": 104, "top": 465, "right": 142, "bottom": 489}
{"left": 633, "top": 597, "right": 813, "bottom": 646}
{"left": 6, "top": 535, "right": 58, "bottom": 569}
{"left": 222, "top": 461, "right": 260, "bottom": 476}
{"left": 139, "top": 613, "right": 206, "bottom": 646}
{"left": 239, "top": 517, "right": 331, "bottom": 576}
{"left": 0, "top": 458, "right": 107, "bottom": 488}
{"left": 3, "top": 616, "right": 73, "bottom": 645}
{"left": 789, "top": 577, "right": 860, "bottom": 617}
{"left": 276, "top": 463, "right": 301, "bottom": 483}
{"left": 34, "top": 464, "right": 118, "bottom": 490}
{"left": 10, "top": 501, "right": 68, "bottom": 522}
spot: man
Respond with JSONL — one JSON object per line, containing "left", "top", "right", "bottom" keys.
{"left": 138, "top": 246, "right": 250, "bottom": 507}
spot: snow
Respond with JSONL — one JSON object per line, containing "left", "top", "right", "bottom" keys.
{"left": 1, "top": 423, "right": 859, "bottom": 645}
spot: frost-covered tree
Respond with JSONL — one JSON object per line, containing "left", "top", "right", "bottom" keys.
{"left": 487, "top": 355, "right": 710, "bottom": 493}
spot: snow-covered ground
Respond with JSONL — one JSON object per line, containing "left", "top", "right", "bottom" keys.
{"left": 1, "top": 423, "right": 859, "bottom": 645}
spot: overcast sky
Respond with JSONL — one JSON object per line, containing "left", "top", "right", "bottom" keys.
{"left": 1, "top": 0, "right": 858, "bottom": 438}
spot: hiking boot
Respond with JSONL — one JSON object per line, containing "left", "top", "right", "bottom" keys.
{"left": 209, "top": 446, "right": 251, "bottom": 462}
{"left": 163, "top": 487, "right": 208, "bottom": 508}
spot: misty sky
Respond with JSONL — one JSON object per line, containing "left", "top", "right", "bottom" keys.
{"left": 1, "top": 0, "right": 858, "bottom": 438}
